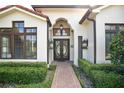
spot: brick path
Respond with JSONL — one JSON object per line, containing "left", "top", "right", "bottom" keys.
{"left": 51, "top": 62, "right": 81, "bottom": 88}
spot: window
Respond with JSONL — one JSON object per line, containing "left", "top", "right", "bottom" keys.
{"left": 26, "top": 28, "right": 36, "bottom": 33}
{"left": 13, "top": 21, "right": 24, "bottom": 33}
{"left": 26, "top": 35, "right": 37, "bottom": 59}
{"left": 105, "top": 24, "right": 124, "bottom": 59}
{"left": 0, "top": 21, "right": 37, "bottom": 59}
{"left": 14, "top": 35, "right": 24, "bottom": 58}
{"left": 53, "top": 28, "right": 70, "bottom": 36}
{"left": 53, "top": 25, "right": 70, "bottom": 36}
{"left": 1, "top": 36, "right": 11, "bottom": 58}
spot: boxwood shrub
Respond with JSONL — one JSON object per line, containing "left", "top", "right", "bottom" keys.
{"left": 79, "top": 59, "right": 124, "bottom": 75}
{"left": 92, "top": 64, "right": 124, "bottom": 75}
{"left": 79, "top": 59, "right": 124, "bottom": 87}
{"left": 0, "top": 62, "right": 47, "bottom": 68}
{"left": 0, "top": 67, "right": 47, "bottom": 84}
{"left": 79, "top": 59, "right": 93, "bottom": 76}
{"left": 90, "top": 70, "right": 124, "bottom": 88}
{"left": 0, "top": 62, "right": 47, "bottom": 84}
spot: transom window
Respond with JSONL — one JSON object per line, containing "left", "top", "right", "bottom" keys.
{"left": 26, "top": 28, "right": 37, "bottom": 33}
{"left": 53, "top": 25, "right": 70, "bottom": 36}
{"left": 0, "top": 21, "right": 37, "bottom": 59}
{"left": 13, "top": 21, "right": 24, "bottom": 33}
{"left": 105, "top": 24, "right": 124, "bottom": 59}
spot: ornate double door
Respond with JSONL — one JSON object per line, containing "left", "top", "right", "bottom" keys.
{"left": 54, "top": 39, "right": 70, "bottom": 61}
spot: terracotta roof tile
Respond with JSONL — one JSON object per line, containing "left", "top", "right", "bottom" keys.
{"left": 0, "top": 5, "right": 48, "bottom": 19}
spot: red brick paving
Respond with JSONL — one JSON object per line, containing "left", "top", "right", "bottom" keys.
{"left": 51, "top": 62, "right": 81, "bottom": 88}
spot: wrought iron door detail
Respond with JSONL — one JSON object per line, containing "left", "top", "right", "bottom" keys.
{"left": 54, "top": 39, "right": 69, "bottom": 61}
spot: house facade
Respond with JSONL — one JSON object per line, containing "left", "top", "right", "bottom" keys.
{"left": 0, "top": 5, "right": 123, "bottom": 66}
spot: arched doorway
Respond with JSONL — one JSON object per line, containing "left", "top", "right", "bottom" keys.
{"left": 52, "top": 18, "right": 74, "bottom": 61}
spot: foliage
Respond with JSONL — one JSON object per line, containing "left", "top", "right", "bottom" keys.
{"left": 48, "top": 65, "right": 56, "bottom": 71}
{"left": 110, "top": 29, "right": 124, "bottom": 64}
{"left": 79, "top": 59, "right": 92, "bottom": 76}
{"left": 72, "top": 65, "right": 84, "bottom": 87}
{"left": 0, "top": 62, "right": 57, "bottom": 88}
{"left": 90, "top": 70, "right": 124, "bottom": 88}
{"left": 79, "top": 59, "right": 124, "bottom": 75}
{"left": 78, "top": 59, "right": 124, "bottom": 87}
{"left": 16, "top": 81, "right": 52, "bottom": 88}
{"left": 0, "top": 67, "right": 47, "bottom": 84}
{"left": 16, "top": 65, "right": 56, "bottom": 88}
{"left": 0, "top": 62, "right": 47, "bottom": 67}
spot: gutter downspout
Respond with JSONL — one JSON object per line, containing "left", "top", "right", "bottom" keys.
{"left": 87, "top": 18, "right": 96, "bottom": 64}
{"left": 47, "top": 20, "right": 49, "bottom": 67}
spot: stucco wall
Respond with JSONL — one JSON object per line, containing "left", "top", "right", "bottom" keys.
{"left": 83, "top": 21, "right": 94, "bottom": 63}
{"left": 0, "top": 10, "right": 47, "bottom": 62}
{"left": 38, "top": 8, "right": 88, "bottom": 66}
{"left": 96, "top": 5, "right": 124, "bottom": 63}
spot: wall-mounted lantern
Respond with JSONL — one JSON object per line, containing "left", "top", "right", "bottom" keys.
{"left": 49, "top": 38, "right": 53, "bottom": 49}
{"left": 82, "top": 39, "right": 88, "bottom": 49}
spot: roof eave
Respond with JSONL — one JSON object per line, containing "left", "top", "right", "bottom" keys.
{"left": 79, "top": 5, "right": 103, "bottom": 24}
{"left": 79, "top": 8, "right": 92, "bottom": 24}
{"left": 32, "top": 5, "right": 91, "bottom": 9}
{"left": 0, "top": 5, "right": 49, "bottom": 20}
{"left": 47, "top": 17, "right": 52, "bottom": 27}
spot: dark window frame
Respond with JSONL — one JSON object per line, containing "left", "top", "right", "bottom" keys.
{"left": 0, "top": 21, "right": 37, "bottom": 59}
{"left": 105, "top": 23, "right": 124, "bottom": 60}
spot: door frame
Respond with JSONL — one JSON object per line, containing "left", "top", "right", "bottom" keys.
{"left": 53, "top": 39, "right": 70, "bottom": 61}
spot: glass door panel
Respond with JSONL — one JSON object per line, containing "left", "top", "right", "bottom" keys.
{"left": 54, "top": 39, "right": 69, "bottom": 61}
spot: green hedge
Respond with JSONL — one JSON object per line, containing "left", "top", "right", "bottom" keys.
{"left": 90, "top": 70, "right": 124, "bottom": 88}
{"left": 16, "top": 65, "right": 56, "bottom": 88}
{"left": 0, "top": 62, "right": 47, "bottom": 84}
{"left": 79, "top": 59, "right": 124, "bottom": 75}
{"left": 79, "top": 59, "right": 124, "bottom": 87}
{"left": 92, "top": 64, "right": 124, "bottom": 75}
{"left": 0, "top": 62, "right": 47, "bottom": 67}
{"left": 79, "top": 59, "right": 92, "bottom": 76}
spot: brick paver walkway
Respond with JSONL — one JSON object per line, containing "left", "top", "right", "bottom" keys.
{"left": 51, "top": 62, "right": 81, "bottom": 88}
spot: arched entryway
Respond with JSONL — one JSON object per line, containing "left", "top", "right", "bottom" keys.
{"left": 49, "top": 18, "right": 74, "bottom": 62}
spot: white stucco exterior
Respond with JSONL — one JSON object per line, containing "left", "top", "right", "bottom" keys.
{"left": 36, "top": 8, "right": 88, "bottom": 66}
{"left": 0, "top": 7, "right": 48, "bottom": 62}
{"left": 95, "top": 5, "right": 124, "bottom": 63}
{"left": 1, "top": 5, "right": 124, "bottom": 65}
{"left": 82, "top": 21, "right": 94, "bottom": 63}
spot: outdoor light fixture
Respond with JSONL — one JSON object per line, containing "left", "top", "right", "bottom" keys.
{"left": 60, "top": 24, "right": 64, "bottom": 35}
{"left": 49, "top": 38, "right": 53, "bottom": 49}
{"left": 60, "top": 24, "right": 63, "bottom": 30}
{"left": 82, "top": 39, "right": 88, "bottom": 49}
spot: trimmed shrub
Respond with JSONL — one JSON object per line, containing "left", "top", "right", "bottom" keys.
{"left": 0, "top": 63, "right": 47, "bottom": 84}
{"left": 92, "top": 64, "right": 124, "bottom": 75}
{"left": 79, "top": 59, "right": 124, "bottom": 75}
{"left": 16, "top": 65, "right": 56, "bottom": 88}
{"left": 0, "top": 62, "right": 47, "bottom": 67}
{"left": 16, "top": 81, "right": 52, "bottom": 88}
{"left": 79, "top": 59, "right": 92, "bottom": 76}
{"left": 90, "top": 70, "right": 124, "bottom": 88}
{"left": 48, "top": 65, "right": 56, "bottom": 71}
{"left": 78, "top": 59, "right": 124, "bottom": 87}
